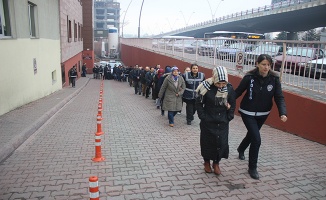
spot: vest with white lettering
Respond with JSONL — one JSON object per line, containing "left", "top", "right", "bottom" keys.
{"left": 183, "top": 72, "right": 205, "bottom": 100}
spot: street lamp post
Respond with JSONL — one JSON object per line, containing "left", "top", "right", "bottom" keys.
{"left": 138, "top": 0, "right": 145, "bottom": 38}
{"left": 121, "top": 0, "right": 133, "bottom": 38}
{"left": 206, "top": 0, "right": 224, "bottom": 20}
{"left": 179, "top": 11, "right": 195, "bottom": 27}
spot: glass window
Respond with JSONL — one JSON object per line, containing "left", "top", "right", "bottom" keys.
{"left": 28, "top": 2, "right": 36, "bottom": 37}
{"left": 0, "top": 0, "right": 11, "bottom": 37}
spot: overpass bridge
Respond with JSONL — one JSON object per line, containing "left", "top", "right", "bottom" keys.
{"left": 156, "top": 0, "right": 326, "bottom": 39}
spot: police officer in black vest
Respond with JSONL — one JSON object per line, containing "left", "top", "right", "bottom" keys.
{"left": 183, "top": 64, "right": 205, "bottom": 125}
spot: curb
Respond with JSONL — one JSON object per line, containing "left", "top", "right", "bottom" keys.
{"left": 0, "top": 78, "right": 91, "bottom": 163}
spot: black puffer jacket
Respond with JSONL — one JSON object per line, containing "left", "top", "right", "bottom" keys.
{"left": 235, "top": 68, "right": 287, "bottom": 116}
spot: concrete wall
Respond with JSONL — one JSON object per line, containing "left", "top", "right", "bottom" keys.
{"left": 0, "top": 0, "right": 61, "bottom": 115}
{"left": 121, "top": 44, "right": 326, "bottom": 145}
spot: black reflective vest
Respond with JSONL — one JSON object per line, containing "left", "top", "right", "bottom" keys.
{"left": 183, "top": 72, "right": 205, "bottom": 100}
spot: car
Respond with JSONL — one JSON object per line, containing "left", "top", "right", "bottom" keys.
{"left": 217, "top": 43, "right": 257, "bottom": 62}
{"left": 172, "top": 40, "right": 195, "bottom": 52}
{"left": 245, "top": 44, "right": 282, "bottom": 64}
{"left": 273, "top": 47, "right": 325, "bottom": 75}
{"left": 306, "top": 57, "right": 326, "bottom": 78}
{"left": 183, "top": 40, "right": 204, "bottom": 54}
{"left": 198, "top": 37, "right": 235, "bottom": 56}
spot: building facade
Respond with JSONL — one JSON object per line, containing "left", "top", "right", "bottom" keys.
{"left": 59, "top": 0, "right": 83, "bottom": 87}
{"left": 0, "top": 0, "right": 61, "bottom": 115}
{"left": 93, "top": 0, "right": 120, "bottom": 58}
{"left": 82, "top": 0, "right": 95, "bottom": 74}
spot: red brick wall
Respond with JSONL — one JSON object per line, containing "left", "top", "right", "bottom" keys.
{"left": 62, "top": 52, "right": 82, "bottom": 87}
{"left": 121, "top": 44, "right": 326, "bottom": 145}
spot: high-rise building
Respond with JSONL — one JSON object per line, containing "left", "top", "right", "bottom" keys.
{"left": 94, "top": 0, "right": 120, "bottom": 41}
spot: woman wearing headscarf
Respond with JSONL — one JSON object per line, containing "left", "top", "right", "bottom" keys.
{"left": 158, "top": 66, "right": 185, "bottom": 127}
{"left": 195, "top": 66, "right": 236, "bottom": 175}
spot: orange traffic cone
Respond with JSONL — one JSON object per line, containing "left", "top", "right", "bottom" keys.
{"left": 97, "top": 104, "right": 102, "bottom": 118}
{"left": 89, "top": 176, "right": 100, "bottom": 200}
{"left": 96, "top": 114, "right": 103, "bottom": 135}
{"left": 92, "top": 132, "right": 105, "bottom": 162}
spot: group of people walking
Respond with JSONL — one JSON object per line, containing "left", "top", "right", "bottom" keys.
{"left": 112, "top": 54, "right": 289, "bottom": 180}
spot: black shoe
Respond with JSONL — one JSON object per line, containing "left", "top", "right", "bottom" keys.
{"left": 187, "top": 121, "right": 191, "bottom": 125}
{"left": 237, "top": 148, "right": 245, "bottom": 160}
{"left": 139, "top": 93, "right": 141, "bottom": 95}
{"left": 248, "top": 169, "right": 259, "bottom": 180}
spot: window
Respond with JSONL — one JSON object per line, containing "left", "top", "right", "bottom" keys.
{"left": 0, "top": 0, "right": 11, "bottom": 37}
{"left": 80, "top": 25, "right": 82, "bottom": 41}
{"left": 28, "top": 2, "right": 36, "bottom": 37}
{"left": 74, "top": 21, "right": 77, "bottom": 41}
{"left": 77, "top": 23, "right": 79, "bottom": 41}
{"left": 52, "top": 70, "right": 57, "bottom": 85}
{"left": 68, "top": 17, "right": 71, "bottom": 42}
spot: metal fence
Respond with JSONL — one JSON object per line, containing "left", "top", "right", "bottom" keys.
{"left": 121, "top": 38, "right": 326, "bottom": 97}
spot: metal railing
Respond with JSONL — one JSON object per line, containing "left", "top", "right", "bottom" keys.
{"left": 121, "top": 38, "right": 326, "bottom": 98}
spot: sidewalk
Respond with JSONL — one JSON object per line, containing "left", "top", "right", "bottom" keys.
{"left": 0, "top": 77, "right": 90, "bottom": 162}
{"left": 0, "top": 78, "right": 325, "bottom": 199}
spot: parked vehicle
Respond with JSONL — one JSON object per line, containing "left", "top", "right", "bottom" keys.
{"left": 172, "top": 40, "right": 195, "bottom": 52}
{"left": 306, "top": 58, "right": 326, "bottom": 78}
{"left": 183, "top": 40, "right": 204, "bottom": 54}
{"left": 217, "top": 43, "right": 257, "bottom": 62}
{"left": 273, "top": 47, "right": 325, "bottom": 75}
{"left": 198, "top": 37, "right": 235, "bottom": 56}
{"left": 245, "top": 44, "right": 282, "bottom": 64}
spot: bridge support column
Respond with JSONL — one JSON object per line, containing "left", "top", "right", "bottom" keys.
{"left": 287, "top": 32, "right": 297, "bottom": 40}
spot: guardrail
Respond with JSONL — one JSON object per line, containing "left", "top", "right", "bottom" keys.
{"left": 121, "top": 38, "right": 326, "bottom": 96}
{"left": 161, "top": 0, "right": 317, "bottom": 36}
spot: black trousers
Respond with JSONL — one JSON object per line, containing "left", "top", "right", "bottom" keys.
{"left": 185, "top": 99, "right": 196, "bottom": 122}
{"left": 71, "top": 77, "right": 76, "bottom": 87}
{"left": 134, "top": 81, "right": 141, "bottom": 94}
{"left": 145, "top": 86, "right": 151, "bottom": 98}
{"left": 237, "top": 113, "right": 268, "bottom": 170}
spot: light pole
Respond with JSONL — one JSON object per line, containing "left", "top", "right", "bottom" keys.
{"left": 206, "top": 0, "right": 224, "bottom": 20}
{"left": 121, "top": 0, "right": 133, "bottom": 38}
{"left": 179, "top": 11, "right": 195, "bottom": 26}
{"left": 138, "top": 0, "right": 145, "bottom": 38}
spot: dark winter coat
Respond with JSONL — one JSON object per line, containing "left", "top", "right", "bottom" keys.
{"left": 235, "top": 68, "right": 287, "bottom": 116}
{"left": 158, "top": 74, "right": 186, "bottom": 111}
{"left": 195, "top": 83, "right": 236, "bottom": 160}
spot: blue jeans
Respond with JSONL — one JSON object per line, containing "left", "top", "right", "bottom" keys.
{"left": 168, "top": 111, "right": 177, "bottom": 124}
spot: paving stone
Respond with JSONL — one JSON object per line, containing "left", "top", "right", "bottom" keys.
{"left": 0, "top": 78, "right": 325, "bottom": 199}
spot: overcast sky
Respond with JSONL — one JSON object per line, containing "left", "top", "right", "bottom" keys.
{"left": 119, "top": 0, "right": 273, "bottom": 37}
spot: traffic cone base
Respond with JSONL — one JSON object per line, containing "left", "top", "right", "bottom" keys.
{"left": 92, "top": 157, "right": 105, "bottom": 162}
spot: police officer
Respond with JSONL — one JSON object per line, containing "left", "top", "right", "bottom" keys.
{"left": 183, "top": 64, "right": 205, "bottom": 125}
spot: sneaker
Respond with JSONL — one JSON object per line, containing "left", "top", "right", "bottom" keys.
{"left": 187, "top": 121, "right": 191, "bottom": 125}
{"left": 156, "top": 106, "right": 160, "bottom": 109}
{"left": 177, "top": 112, "right": 181, "bottom": 115}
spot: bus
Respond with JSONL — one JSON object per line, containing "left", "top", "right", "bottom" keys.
{"left": 204, "top": 31, "right": 265, "bottom": 40}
